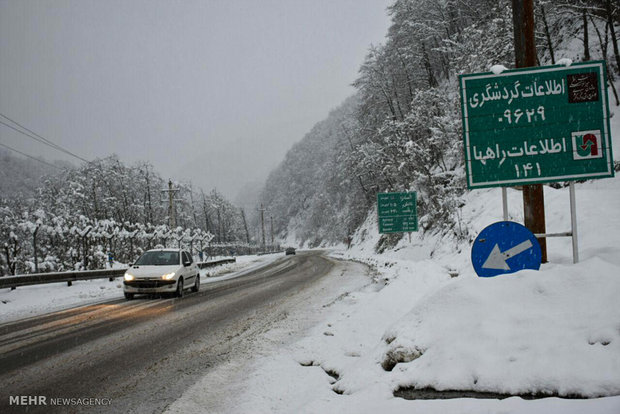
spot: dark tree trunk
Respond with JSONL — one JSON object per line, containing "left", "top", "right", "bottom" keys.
{"left": 422, "top": 43, "right": 438, "bottom": 88}
{"left": 583, "top": 8, "right": 590, "bottom": 61}
{"left": 590, "top": 15, "right": 620, "bottom": 106}
{"left": 217, "top": 208, "right": 222, "bottom": 243}
{"left": 4, "top": 244, "right": 11, "bottom": 275}
{"left": 240, "top": 209, "right": 251, "bottom": 244}
{"left": 605, "top": 0, "right": 620, "bottom": 75}
{"left": 33, "top": 226, "right": 39, "bottom": 273}
{"left": 540, "top": 4, "right": 555, "bottom": 64}
{"left": 513, "top": 0, "right": 548, "bottom": 263}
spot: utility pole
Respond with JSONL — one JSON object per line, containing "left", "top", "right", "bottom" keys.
{"left": 240, "top": 208, "right": 251, "bottom": 244}
{"left": 257, "top": 204, "right": 266, "bottom": 248}
{"left": 512, "top": 0, "right": 548, "bottom": 262}
{"left": 161, "top": 180, "right": 181, "bottom": 229}
{"left": 270, "top": 215, "right": 274, "bottom": 246}
{"left": 216, "top": 207, "right": 222, "bottom": 243}
{"left": 201, "top": 192, "right": 212, "bottom": 235}
{"left": 188, "top": 183, "right": 198, "bottom": 228}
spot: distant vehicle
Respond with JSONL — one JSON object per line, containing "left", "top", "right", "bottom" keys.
{"left": 285, "top": 247, "right": 296, "bottom": 255}
{"left": 123, "top": 249, "right": 200, "bottom": 300}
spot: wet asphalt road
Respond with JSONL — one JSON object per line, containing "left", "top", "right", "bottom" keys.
{"left": 0, "top": 251, "right": 335, "bottom": 414}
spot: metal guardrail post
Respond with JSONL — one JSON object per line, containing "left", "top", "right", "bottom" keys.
{"left": 569, "top": 182, "right": 579, "bottom": 264}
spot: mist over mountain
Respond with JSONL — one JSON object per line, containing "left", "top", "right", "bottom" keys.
{"left": 0, "top": 150, "right": 70, "bottom": 200}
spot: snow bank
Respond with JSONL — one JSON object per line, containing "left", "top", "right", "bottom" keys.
{"left": 381, "top": 258, "right": 620, "bottom": 397}
{"left": 331, "top": 172, "right": 620, "bottom": 399}
{"left": 0, "top": 279, "right": 123, "bottom": 323}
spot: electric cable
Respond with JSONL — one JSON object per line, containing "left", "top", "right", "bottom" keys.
{"left": 0, "top": 113, "right": 91, "bottom": 163}
{"left": 0, "top": 141, "right": 63, "bottom": 170}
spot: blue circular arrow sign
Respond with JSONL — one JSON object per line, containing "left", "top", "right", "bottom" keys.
{"left": 472, "top": 221, "right": 542, "bottom": 277}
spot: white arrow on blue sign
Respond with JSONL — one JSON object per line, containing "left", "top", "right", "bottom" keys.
{"left": 472, "top": 221, "right": 542, "bottom": 277}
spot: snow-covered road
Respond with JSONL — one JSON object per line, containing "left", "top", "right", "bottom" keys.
{"left": 0, "top": 254, "right": 278, "bottom": 324}
{"left": 1, "top": 252, "right": 369, "bottom": 413}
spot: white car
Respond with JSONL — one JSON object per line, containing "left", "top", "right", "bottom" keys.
{"left": 123, "top": 249, "right": 200, "bottom": 300}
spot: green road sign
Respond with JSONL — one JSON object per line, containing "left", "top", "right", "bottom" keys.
{"left": 377, "top": 192, "right": 417, "bottom": 234}
{"left": 459, "top": 61, "right": 614, "bottom": 188}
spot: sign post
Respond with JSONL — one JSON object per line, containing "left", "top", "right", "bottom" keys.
{"left": 377, "top": 192, "right": 417, "bottom": 234}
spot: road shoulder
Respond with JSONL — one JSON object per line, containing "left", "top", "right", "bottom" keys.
{"left": 164, "top": 256, "right": 375, "bottom": 414}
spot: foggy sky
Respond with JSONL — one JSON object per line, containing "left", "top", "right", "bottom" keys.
{"left": 0, "top": 0, "right": 390, "bottom": 201}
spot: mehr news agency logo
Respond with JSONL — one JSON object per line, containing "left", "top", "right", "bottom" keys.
{"left": 9, "top": 395, "right": 112, "bottom": 407}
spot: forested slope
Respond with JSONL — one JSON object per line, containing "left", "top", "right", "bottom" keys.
{"left": 260, "top": 0, "right": 620, "bottom": 248}
{"left": 0, "top": 154, "right": 249, "bottom": 274}
{"left": 0, "top": 149, "right": 65, "bottom": 199}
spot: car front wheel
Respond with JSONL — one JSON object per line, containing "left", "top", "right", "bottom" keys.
{"left": 191, "top": 275, "right": 200, "bottom": 292}
{"left": 176, "top": 277, "right": 184, "bottom": 298}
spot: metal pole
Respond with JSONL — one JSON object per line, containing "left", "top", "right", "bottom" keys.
{"left": 270, "top": 215, "right": 274, "bottom": 246}
{"left": 502, "top": 188, "right": 508, "bottom": 221}
{"left": 569, "top": 182, "right": 579, "bottom": 263}
{"left": 166, "top": 180, "right": 177, "bottom": 229}
{"left": 258, "top": 204, "right": 266, "bottom": 248}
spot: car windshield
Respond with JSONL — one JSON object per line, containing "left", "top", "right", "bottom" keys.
{"left": 134, "top": 251, "right": 180, "bottom": 266}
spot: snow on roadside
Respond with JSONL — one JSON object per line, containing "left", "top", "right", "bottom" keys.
{"left": 202, "top": 253, "right": 281, "bottom": 279}
{"left": 0, "top": 254, "right": 280, "bottom": 324}
{"left": 182, "top": 178, "right": 620, "bottom": 413}
{"left": 164, "top": 259, "right": 376, "bottom": 414}
{"left": 380, "top": 258, "right": 620, "bottom": 397}
{"left": 0, "top": 278, "right": 123, "bottom": 323}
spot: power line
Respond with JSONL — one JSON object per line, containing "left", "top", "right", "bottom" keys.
{"left": 0, "top": 113, "right": 87, "bottom": 160}
{"left": 0, "top": 113, "right": 60, "bottom": 148}
{"left": 0, "top": 117, "right": 90, "bottom": 163}
{"left": 0, "top": 118, "right": 89, "bottom": 163}
{"left": 0, "top": 113, "right": 91, "bottom": 163}
{"left": 0, "top": 141, "right": 63, "bottom": 170}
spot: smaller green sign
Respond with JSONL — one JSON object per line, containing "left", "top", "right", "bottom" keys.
{"left": 377, "top": 192, "right": 418, "bottom": 234}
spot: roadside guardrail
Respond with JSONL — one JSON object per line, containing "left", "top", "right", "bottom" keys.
{"left": 0, "top": 258, "right": 237, "bottom": 289}
{"left": 0, "top": 269, "right": 127, "bottom": 289}
{"left": 197, "top": 258, "right": 236, "bottom": 269}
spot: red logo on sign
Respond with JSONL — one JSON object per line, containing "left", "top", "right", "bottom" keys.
{"left": 572, "top": 130, "right": 603, "bottom": 160}
{"left": 580, "top": 133, "right": 599, "bottom": 156}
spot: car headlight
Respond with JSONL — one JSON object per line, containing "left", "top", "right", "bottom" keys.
{"left": 162, "top": 272, "right": 176, "bottom": 280}
{"left": 124, "top": 273, "right": 135, "bottom": 281}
